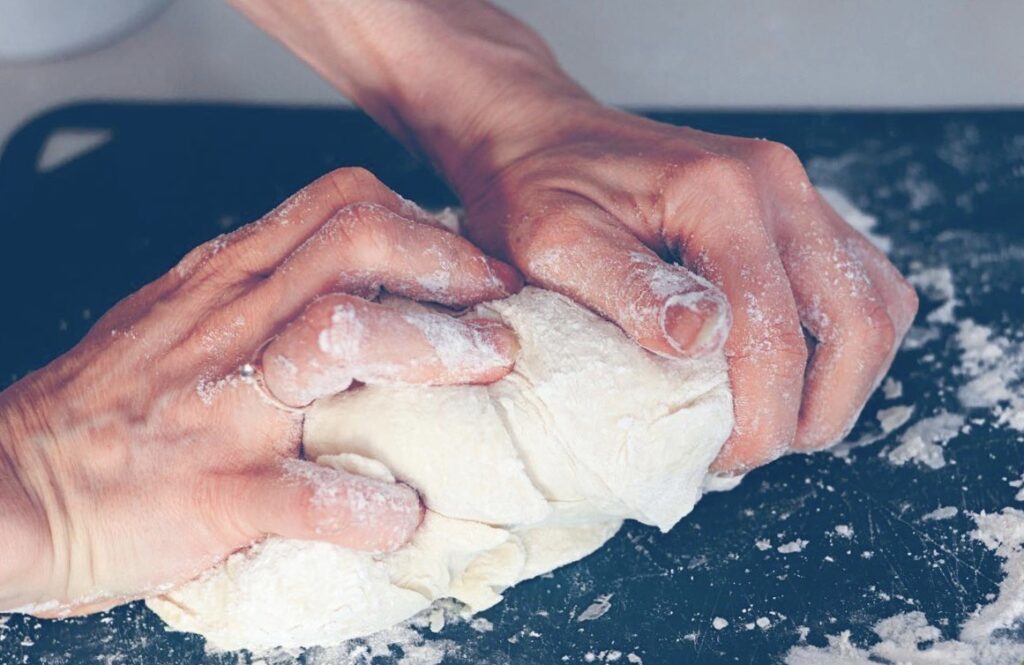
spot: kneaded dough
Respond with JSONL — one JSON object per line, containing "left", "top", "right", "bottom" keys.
{"left": 147, "top": 287, "right": 734, "bottom": 652}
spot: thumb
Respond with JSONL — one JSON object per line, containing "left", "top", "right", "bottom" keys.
{"left": 515, "top": 206, "right": 731, "bottom": 357}
{"left": 237, "top": 459, "right": 423, "bottom": 552}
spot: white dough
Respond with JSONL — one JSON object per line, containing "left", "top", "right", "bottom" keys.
{"left": 147, "top": 287, "right": 734, "bottom": 652}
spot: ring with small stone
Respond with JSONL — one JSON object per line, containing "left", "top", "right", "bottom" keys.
{"left": 239, "top": 344, "right": 304, "bottom": 414}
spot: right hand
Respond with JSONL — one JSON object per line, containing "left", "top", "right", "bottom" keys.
{"left": 0, "top": 168, "right": 521, "bottom": 617}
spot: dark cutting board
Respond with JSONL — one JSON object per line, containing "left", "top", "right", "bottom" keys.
{"left": 0, "top": 104, "right": 1022, "bottom": 664}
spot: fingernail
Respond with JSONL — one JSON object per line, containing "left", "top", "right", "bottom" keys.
{"left": 350, "top": 478, "right": 423, "bottom": 552}
{"left": 464, "top": 318, "right": 520, "bottom": 364}
{"left": 663, "top": 292, "right": 732, "bottom": 357}
{"left": 312, "top": 467, "right": 423, "bottom": 552}
{"left": 486, "top": 258, "right": 524, "bottom": 295}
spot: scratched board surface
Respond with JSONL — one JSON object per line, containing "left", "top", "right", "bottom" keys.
{"left": 0, "top": 105, "right": 1022, "bottom": 664}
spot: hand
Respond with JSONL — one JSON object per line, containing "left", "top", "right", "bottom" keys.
{"left": 229, "top": 0, "right": 918, "bottom": 472}
{"left": 0, "top": 168, "right": 521, "bottom": 616}
{"left": 459, "top": 104, "right": 919, "bottom": 473}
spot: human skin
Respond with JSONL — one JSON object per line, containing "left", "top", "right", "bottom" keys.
{"left": 229, "top": 0, "right": 919, "bottom": 471}
{"left": 0, "top": 169, "right": 522, "bottom": 615}
{"left": 0, "top": 0, "right": 920, "bottom": 618}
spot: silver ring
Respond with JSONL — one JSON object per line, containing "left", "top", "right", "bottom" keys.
{"left": 239, "top": 340, "right": 305, "bottom": 414}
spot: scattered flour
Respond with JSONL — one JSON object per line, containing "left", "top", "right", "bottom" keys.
{"left": 778, "top": 539, "right": 809, "bottom": 554}
{"left": 908, "top": 266, "right": 958, "bottom": 324}
{"left": 818, "top": 188, "right": 892, "bottom": 253}
{"left": 955, "top": 319, "right": 1024, "bottom": 433}
{"left": 876, "top": 405, "right": 915, "bottom": 435}
{"left": 1011, "top": 475, "right": 1024, "bottom": 502}
{"left": 921, "top": 506, "right": 960, "bottom": 522}
{"left": 885, "top": 411, "right": 964, "bottom": 470}
{"left": 834, "top": 525, "right": 854, "bottom": 539}
{"left": 577, "top": 594, "right": 614, "bottom": 623}
{"left": 786, "top": 508, "right": 1024, "bottom": 665}
{"left": 302, "top": 622, "right": 456, "bottom": 665}
{"left": 882, "top": 377, "right": 904, "bottom": 400}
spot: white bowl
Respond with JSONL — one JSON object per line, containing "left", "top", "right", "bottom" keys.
{"left": 0, "top": 0, "right": 173, "bottom": 62}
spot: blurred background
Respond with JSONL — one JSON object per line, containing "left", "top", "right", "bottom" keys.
{"left": 2, "top": 0, "right": 1022, "bottom": 150}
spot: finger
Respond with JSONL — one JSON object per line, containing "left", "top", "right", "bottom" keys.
{"left": 173, "top": 167, "right": 458, "bottom": 282}
{"left": 511, "top": 200, "right": 730, "bottom": 357}
{"left": 774, "top": 209, "right": 899, "bottom": 451}
{"left": 261, "top": 293, "right": 519, "bottom": 407}
{"left": 190, "top": 202, "right": 521, "bottom": 369}
{"left": 815, "top": 192, "right": 919, "bottom": 338}
{"left": 784, "top": 196, "right": 918, "bottom": 450}
{"left": 733, "top": 142, "right": 917, "bottom": 453}
{"left": 232, "top": 460, "right": 422, "bottom": 553}
{"left": 662, "top": 159, "right": 807, "bottom": 473}
{"left": 252, "top": 201, "right": 520, "bottom": 320}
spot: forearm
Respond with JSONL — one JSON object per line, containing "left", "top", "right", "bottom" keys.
{"left": 228, "top": 0, "right": 594, "bottom": 194}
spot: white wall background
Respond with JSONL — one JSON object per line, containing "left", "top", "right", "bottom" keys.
{"left": 1, "top": 0, "right": 1022, "bottom": 147}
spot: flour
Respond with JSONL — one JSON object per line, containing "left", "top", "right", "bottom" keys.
{"left": 1012, "top": 475, "right": 1024, "bottom": 502}
{"left": 576, "top": 594, "right": 614, "bottom": 622}
{"left": 777, "top": 539, "right": 809, "bottom": 554}
{"left": 882, "top": 377, "right": 903, "bottom": 400}
{"left": 955, "top": 319, "right": 1024, "bottom": 433}
{"left": 876, "top": 405, "right": 915, "bottom": 434}
{"left": 786, "top": 508, "right": 1024, "bottom": 665}
{"left": 784, "top": 169, "right": 1024, "bottom": 662}
{"left": 921, "top": 506, "right": 959, "bottom": 522}
{"left": 818, "top": 188, "right": 892, "bottom": 253}
{"left": 885, "top": 411, "right": 964, "bottom": 469}
{"left": 908, "top": 266, "right": 957, "bottom": 324}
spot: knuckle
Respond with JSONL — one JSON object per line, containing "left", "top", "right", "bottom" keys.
{"left": 847, "top": 301, "right": 898, "bottom": 356}
{"left": 756, "top": 140, "right": 806, "bottom": 174}
{"left": 670, "top": 155, "right": 766, "bottom": 244}
{"left": 323, "top": 203, "right": 398, "bottom": 266}
{"left": 176, "top": 230, "right": 266, "bottom": 287}
{"left": 294, "top": 484, "right": 323, "bottom": 533}
{"left": 730, "top": 326, "right": 809, "bottom": 384}
{"left": 756, "top": 141, "right": 813, "bottom": 198}
{"left": 325, "top": 166, "right": 383, "bottom": 197}
{"left": 524, "top": 211, "right": 590, "bottom": 245}
{"left": 303, "top": 293, "right": 357, "bottom": 328}
{"left": 517, "top": 212, "right": 593, "bottom": 279}
{"left": 773, "top": 328, "right": 812, "bottom": 371}
{"left": 174, "top": 235, "right": 228, "bottom": 279}
{"left": 689, "top": 154, "right": 759, "bottom": 200}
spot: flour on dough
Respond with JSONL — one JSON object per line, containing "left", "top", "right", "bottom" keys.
{"left": 147, "top": 287, "right": 734, "bottom": 652}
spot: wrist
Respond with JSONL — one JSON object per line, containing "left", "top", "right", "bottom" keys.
{"left": 0, "top": 390, "right": 56, "bottom": 612}
{"left": 230, "top": 0, "right": 597, "bottom": 197}
{"left": 338, "top": 1, "right": 602, "bottom": 202}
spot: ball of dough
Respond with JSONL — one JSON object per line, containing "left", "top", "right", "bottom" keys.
{"left": 147, "top": 287, "right": 734, "bottom": 652}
